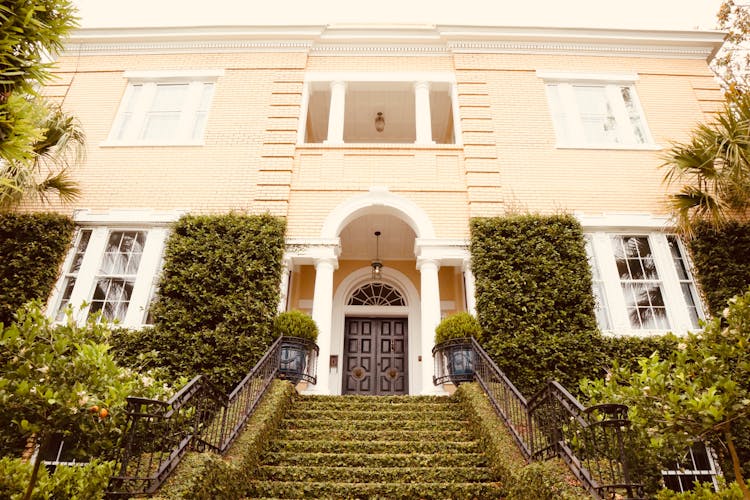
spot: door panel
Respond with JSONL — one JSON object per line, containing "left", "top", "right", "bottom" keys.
{"left": 343, "top": 317, "right": 408, "bottom": 395}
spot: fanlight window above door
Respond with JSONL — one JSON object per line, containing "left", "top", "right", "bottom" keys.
{"left": 348, "top": 283, "right": 405, "bottom": 306}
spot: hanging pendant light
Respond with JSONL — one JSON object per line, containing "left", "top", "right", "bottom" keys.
{"left": 371, "top": 231, "right": 383, "bottom": 281}
{"left": 375, "top": 112, "right": 385, "bottom": 133}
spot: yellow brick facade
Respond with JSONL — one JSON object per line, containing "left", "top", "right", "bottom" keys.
{"left": 32, "top": 25, "right": 724, "bottom": 393}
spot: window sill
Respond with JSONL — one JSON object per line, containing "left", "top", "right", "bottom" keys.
{"left": 554, "top": 143, "right": 662, "bottom": 151}
{"left": 100, "top": 140, "right": 206, "bottom": 148}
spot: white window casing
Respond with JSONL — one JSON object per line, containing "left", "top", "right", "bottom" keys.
{"left": 585, "top": 230, "right": 704, "bottom": 335}
{"left": 104, "top": 69, "right": 223, "bottom": 146}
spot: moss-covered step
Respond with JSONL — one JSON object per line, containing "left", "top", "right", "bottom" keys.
{"left": 282, "top": 417, "right": 468, "bottom": 431}
{"left": 274, "top": 428, "right": 472, "bottom": 442}
{"left": 266, "top": 438, "right": 483, "bottom": 455}
{"left": 292, "top": 399, "right": 460, "bottom": 412}
{"left": 261, "top": 451, "right": 488, "bottom": 468}
{"left": 257, "top": 465, "right": 496, "bottom": 483}
{"left": 285, "top": 407, "right": 466, "bottom": 420}
{"left": 297, "top": 395, "right": 448, "bottom": 404}
{"left": 245, "top": 480, "right": 505, "bottom": 499}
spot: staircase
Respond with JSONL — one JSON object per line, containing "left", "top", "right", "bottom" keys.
{"left": 245, "top": 394, "right": 504, "bottom": 499}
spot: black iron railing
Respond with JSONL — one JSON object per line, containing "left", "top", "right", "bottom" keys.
{"left": 434, "top": 338, "right": 643, "bottom": 500}
{"left": 107, "top": 336, "right": 318, "bottom": 497}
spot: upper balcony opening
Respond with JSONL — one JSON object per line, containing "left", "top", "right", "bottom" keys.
{"left": 302, "top": 78, "right": 457, "bottom": 146}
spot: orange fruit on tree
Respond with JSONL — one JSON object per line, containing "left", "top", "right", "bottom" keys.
{"left": 89, "top": 405, "right": 99, "bottom": 413}
{"left": 99, "top": 408, "right": 109, "bottom": 419}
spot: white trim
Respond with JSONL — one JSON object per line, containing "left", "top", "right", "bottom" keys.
{"left": 63, "top": 25, "right": 725, "bottom": 61}
{"left": 123, "top": 69, "right": 225, "bottom": 80}
{"left": 575, "top": 212, "right": 672, "bottom": 231}
{"left": 320, "top": 187, "right": 436, "bottom": 239}
{"left": 330, "top": 266, "right": 422, "bottom": 395}
{"left": 73, "top": 209, "right": 185, "bottom": 226}
{"left": 304, "top": 71, "right": 457, "bottom": 84}
{"left": 536, "top": 70, "right": 638, "bottom": 83}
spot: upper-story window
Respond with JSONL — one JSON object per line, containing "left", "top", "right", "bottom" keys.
{"left": 538, "top": 71, "right": 654, "bottom": 149}
{"left": 300, "top": 73, "right": 459, "bottom": 145}
{"left": 106, "top": 70, "right": 223, "bottom": 146}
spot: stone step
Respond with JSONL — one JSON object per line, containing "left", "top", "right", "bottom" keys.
{"left": 298, "top": 395, "right": 449, "bottom": 404}
{"left": 261, "top": 451, "right": 489, "bottom": 468}
{"left": 286, "top": 407, "right": 466, "bottom": 421}
{"left": 281, "top": 417, "right": 468, "bottom": 432}
{"left": 245, "top": 480, "right": 504, "bottom": 499}
{"left": 266, "top": 438, "right": 483, "bottom": 455}
{"left": 257, "top": 465, "right": 495, "bottom": 483}
{"left": 274, "top": 428, "right": 474, "bottom": 442}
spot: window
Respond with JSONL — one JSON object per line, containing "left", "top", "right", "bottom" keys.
{"left": 52, "top": 225, "right": 168, "bottom": 327}
{"left": 301, "top": 74, "right": 458, "bottom": 145}
{"left": 662, "top": 444, "right": 720, "bottom": 493}
{"left": 539, "top": 71, "right": 652, "bottom": 148}
{"left": 107, "top": 70, "right": 222, "bottom": 145}
{"left": 585, "top": 231, "right": 704, "bottom": 333}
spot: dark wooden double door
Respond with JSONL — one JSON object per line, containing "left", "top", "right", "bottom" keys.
{"left": 343, "top": 317, "right": 408, "bottom": 395}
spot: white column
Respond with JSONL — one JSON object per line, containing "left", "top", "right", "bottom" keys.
{"left": 310, "top": 257, "right": 337, "bottom": 393}
{"left": 414, "top": 81, "right": 434, "bottom": 145}
{"left": 325, "top": 80, "right": 347, "bottom": 145}
{"left": 418, "top": 257, "right": 442, "bottom": 394}
{"left": 277, "top": 258, "right": 291, "bottom": 313}
{"left": 463, "top": 260, "right": 477, "bottom": 317}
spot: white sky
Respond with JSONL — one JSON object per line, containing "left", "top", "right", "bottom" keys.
{"left": 73, "top": 0, "right": 725, "bottom": 31}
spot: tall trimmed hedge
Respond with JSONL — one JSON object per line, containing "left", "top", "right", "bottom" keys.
{"left": 471, "top": 215, "right": 601, "bottom": 394}
{"left": 689, "top": 221, "right": 750, "bottom": 315}
{"left": 0, "top": 213, "right": 74, "bottom": 325}
{"left": 111, "top": 214, "right": 286, "bottom": 391}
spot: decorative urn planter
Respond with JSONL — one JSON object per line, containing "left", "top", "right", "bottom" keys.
{"left": 279, "top": 337, "right": 308, "bottom": 384}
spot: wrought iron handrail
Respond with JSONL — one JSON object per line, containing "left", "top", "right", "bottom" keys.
{"left": 107, "top": 335, "right": 318, "bottom": 497}
{"left": 434, "top": 337, "right": 643, "bottom": 500}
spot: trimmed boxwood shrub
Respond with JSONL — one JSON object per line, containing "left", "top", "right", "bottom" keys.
{"left": 471, "top": 214, "right": 602, "bottom": 394}
{"left": 111, "top": 214, "right": 286, "bottom": 391}
{"left": 0, "top": 213, "right": 74, "bottom": 325}
{"left": 435, "top": 312, "right": 483, "bottom": 343}
{"left": 689, "top": 221, "right": 750, "bottom": 315}
{"left": 273, "top": 310, "right": 318, "bottom": 341}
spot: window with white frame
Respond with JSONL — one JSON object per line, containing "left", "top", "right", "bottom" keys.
{"left": 107, "top": 70, "right": 222, "bottom": 145}
{"left": 539, "top": 71, "right": 652, "bottom": 148}
{"left": 52, "top": 226, "right": 168, "bottom": 327}
{"left": 585, "top": 232, "right": 704, "bottom": 333}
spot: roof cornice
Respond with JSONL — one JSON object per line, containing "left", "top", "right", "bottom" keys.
{"left": 62, "top": 24, "right": 726, "bottom": 61}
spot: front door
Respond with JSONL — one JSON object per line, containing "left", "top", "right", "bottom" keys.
{"left": 343, "top": 317, "right": 408, "bottom": 395}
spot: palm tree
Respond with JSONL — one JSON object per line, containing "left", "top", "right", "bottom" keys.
{"left": 662, "top": 92, "right": 750, "bottom": 236}
{"left": 0, "top": 102, "right": 84, "bottom": 210}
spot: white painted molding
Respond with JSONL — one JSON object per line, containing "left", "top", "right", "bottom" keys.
{"left": 320, "top": 187, "right": 436, "bottom": 240}
{"left": 73, "top": 209, "right": 185, "bottom": 226}
{"left": 62, "top": 25, "right": 725, "bottom": 61}
{"left": 575, "top": 212, "right": 673, "bottom": 231}
{"left": 123, "top": 69, "right": 225, "bottom": 80}
{"left": 304, "top": 71, "right": 456, "bottom": 83}
{"left": 536, "top": 70, "right": 638, "bottom": 82}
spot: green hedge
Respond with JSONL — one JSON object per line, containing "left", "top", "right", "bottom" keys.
{"left": 456, "top": 383, "right": 589, "bottom": 499}
{"left": 154, "top": 379, "right": 296, "bottom": 499}
{"left": 0, "top": 213, "right": 74, "bottom": 325}
{"left": 110, "top": 213, "right": 286, "bottom": 391}
{"left": 471, "top": 215, "right": 601, "bottom": 394}
{"left": 689, "top": 221, "right": 750, "bottom": 315}
{"left": 0, "top": 457, "right": 114, "bottom": 500}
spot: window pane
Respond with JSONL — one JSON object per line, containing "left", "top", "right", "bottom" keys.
{"left": 584, "top": 235, "right": 611, "bottom": 330}
{"left": 614, "top": 235, "right": 669, "bottom": 330}
{"left": 620, "top": 86, "right": 646, "bottom": 144}
{"left": 141, "top": 113, "right": 181, "bottom": 140}
{"left": 545, "top": 84, "right": 571, "bottom": 144}
{"left": 667, "top": 235, "right": 703, "bottom": 329}
{"left": 574, "top": 86, "right": 619, "bottom": 144}
{"left": 113, "top": 85, "right": 142, "bottom": 140}
{"left": 151, "top": 84, "right": 188, "bottom": 111}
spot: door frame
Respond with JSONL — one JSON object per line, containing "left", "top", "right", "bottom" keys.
{"left": 330, "top": 267, "right": 421, "bottom": 395}
{"left": 342, "top": 316, "right": 409, "bottom": 395}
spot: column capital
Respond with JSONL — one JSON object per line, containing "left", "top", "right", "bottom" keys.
{"left": 329, "top": 80, "right": 347, "bottom": 91}
{"left": 416, "top": 257, "right": 440, "bottom": 271}
{"left": 413, "top": 80, "right": 431, "bottom": 92}
{"left": 314, "top": 256, "right": 339, "bottom": 270}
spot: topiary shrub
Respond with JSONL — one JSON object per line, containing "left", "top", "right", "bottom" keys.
{"left": 110, "top": 214, "right": 286, "bottom": 392}
{"left": 0, "top": 213, "right": 74, "bottom": 325}
{"left": 273, "top": 311, "right": 318, "bottom": 341}
{"left": 470, "top": 214, "right": 602, "bottom": 395}
{"left": 435, "top": 312, "right": 483, "bottom": 344}
{"left": 689, "top": 221, "right": 750, "bottom": 315}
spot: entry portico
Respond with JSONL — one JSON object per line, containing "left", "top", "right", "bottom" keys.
{"left": 282, "top": 187, "right": 475, "bottom": 395}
